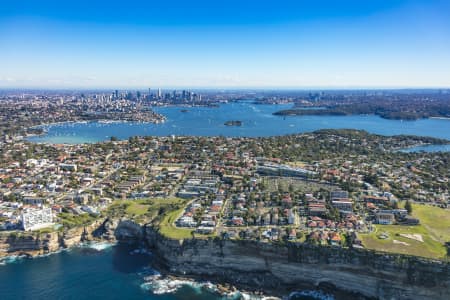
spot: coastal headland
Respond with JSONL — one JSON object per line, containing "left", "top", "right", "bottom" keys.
{"left": 140, "top": 221, "right": 450, "bottom": 300}
{"left": 2, "top": 218, "right": 449, "bottom": 300}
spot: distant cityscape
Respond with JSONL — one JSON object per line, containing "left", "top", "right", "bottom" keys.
{"left": 2, "top": 0, "right": 450, "bottom": 299}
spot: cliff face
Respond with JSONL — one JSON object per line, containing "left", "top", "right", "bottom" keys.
{"left": 2, "top": 218, "right": 449, "bottom": 300}
{"left": 139, "top": 225, "right": 450, "bottom": 300}
{"left": 0, "top": 218, "right": 116, "bottom": 258}
{"left": 0, "top": 231, "right": 60, "bottom": 257}
{"left": 114, "top": 220, "right": 143, "bottom": 243}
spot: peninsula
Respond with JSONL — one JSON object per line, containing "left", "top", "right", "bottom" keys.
{"left": 3, "top": 0, "right": 450, "bottom": 298}
{"left": 1, "top": 123, "right": 450, "bottom": 299}
{"left": 271, "top": 90, "right": 450, "bottom": 120}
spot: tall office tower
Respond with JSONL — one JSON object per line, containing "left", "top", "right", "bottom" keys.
{"left": 115, "top": 90, "right": 119, "bottom": 99}
{"left": 157, "top": 88, "right": 162, "bottom": 99}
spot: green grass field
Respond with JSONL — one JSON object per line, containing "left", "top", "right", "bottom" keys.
{"left": 106, "top": 197, "right": 185, "bottom": 219}
{"left": 359, "top": 204, "right": 450, "bottom": 259}
{"left": 157, "top": 200, "right": 217, "bottom": 240}
{"left": 412, "top": 203, "right": 450, "bottom": 243}
{"left": 125, "top": 203, "right": 150, "bottom": 216}
{"left": 36, "top": 226, "right": 56, "bottom": 234}
{"left": 105, "top": 197, "right": 197, "bottom": 238}
{"left": 58, "top": 212, "right": 98, "bottom": 229}
{"left": 159, "top": 206, "right": 194, "bottom": 239}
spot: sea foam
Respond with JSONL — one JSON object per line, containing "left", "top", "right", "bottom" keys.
{"left": 80, "top": 241, "right": 116, "bottom": 251}
{"left": 140, "top": 273, "right": 280, "bottom": 299}
{"left": 0, "top": 255, "right": 27, "bottom": 266}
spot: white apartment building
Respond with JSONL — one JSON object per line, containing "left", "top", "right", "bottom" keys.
{"left": 21, "top": 207, "right": 54, "bottom": 231}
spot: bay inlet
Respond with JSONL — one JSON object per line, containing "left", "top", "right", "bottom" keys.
{"left": 27, "top": 101, "right": 450, "bottom": 146}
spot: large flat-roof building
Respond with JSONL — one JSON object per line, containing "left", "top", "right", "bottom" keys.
{"left": 331, "top": 200, "right": 353, "bottom": 215}
{"left": 376, "top": 210, "right": 395, "bottom": 225}
{"left": 257, "top": 163, "right": 316, "bottom": 178}
{"left": 21, "top": 207, "right": 54, "bottom": 231}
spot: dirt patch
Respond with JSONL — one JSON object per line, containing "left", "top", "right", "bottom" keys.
{"left": 393, "top": 240, "right": 409, "bottom": 246}
{"left": 399, "top": 233, "right": 424, "bottom": 242}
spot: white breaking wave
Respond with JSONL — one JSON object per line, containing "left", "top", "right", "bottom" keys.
{"left": 141, "top": 275, "right": 188, "bottom": 294}
{"left": 140, "top": 274, "right": 280, "bottom": 299}
{"left": 0, "top": 255, "right": 27, "bottom": 266}
{"left": 0, "top": 248, "right": 70, "bottom": 266}
{"left": 34, "top": 248, "right": 67, "bottom": 258}
{"left": 80, "top": 241, "right": 116, "bottom": 251}
{"left": 0, "top": 241, "right": 114, "bottom": 267}
{"left": 143, "top": 275, "right": 218, "bottom": 295}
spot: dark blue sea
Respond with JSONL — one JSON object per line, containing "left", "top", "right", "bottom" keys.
{"left": 0, "top": 243, "right": 332, "bottom": 300}
{"left": 28, "top": 101, "right": 450, "bottom": 147}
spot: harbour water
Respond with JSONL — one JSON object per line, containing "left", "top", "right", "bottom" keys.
{"left": 27, "top": 101, "right": 450, "bottom": 144}
{"left": 399, "top": 144, "right": 450, "bottom": 153}
{"left": 11, "top": 101, "right": 450, "bottom": 300}
{"left": 0, "top": 243, "right": 330, "bottom": 300}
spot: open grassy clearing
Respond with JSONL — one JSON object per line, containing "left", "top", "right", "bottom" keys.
{"left": 58, "top": 212, "right": 98, "bottom": 229}
{"left": 412, "top": 204, "right": 450, "bottom": 243}
{"left": 157, "top": 200, "right": 216, "bottom": 240}
{"left": 159, "top": 206, "right": 194, "bottom": 239}
{"left": 105, "top": 197, "right": 215, "bottom": 239}
{"left": 125, "top": 203, "right": 150, "bottom": 216}
{"left": 359, "top": 204, "right": 450, "bottom": 259}
{"left": 106, "top": 197, "right": 186, "bottom": 223}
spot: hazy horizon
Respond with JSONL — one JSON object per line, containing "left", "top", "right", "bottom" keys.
{"left": 2, "top": 86, "right": 450, "bottom": 92}
{"left": 2, "top": 86, "right": 450, "bottom": 91}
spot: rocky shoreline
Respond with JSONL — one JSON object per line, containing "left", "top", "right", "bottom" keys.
{"left": 138, "top": 221, "right": 450, "bottom": 300}
{"left": 0, "top": 218, "right": 117, "bottom": 259}
{"left": 2, "top": 218, "right": 450, "bottom": 300}
{"left": 142, "top": 273, "right": 283, "bottom": 300}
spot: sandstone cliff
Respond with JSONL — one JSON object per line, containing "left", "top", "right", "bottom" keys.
{"left": 0, "top": 218, "right": 116, "bottom": 258}
{"left": 136, "top": 223, "right": 450, "bottom": 300}
{"left": 2, "top": 218, "right": 449, "bottom": 300}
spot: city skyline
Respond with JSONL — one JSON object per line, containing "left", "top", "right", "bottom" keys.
{"left": 1, "top": 0, "right": 450, "bottom": 89}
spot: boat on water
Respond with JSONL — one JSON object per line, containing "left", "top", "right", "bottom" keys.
{"left": 224, "top": 120, "right": 242, "bottom": 126}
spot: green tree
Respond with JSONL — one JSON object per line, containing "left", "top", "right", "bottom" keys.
{"left": 405, "top": 200, "right": 413, "bottom": 214}
{"left": 288, "top": 183, "right": 294, "bottom": 193}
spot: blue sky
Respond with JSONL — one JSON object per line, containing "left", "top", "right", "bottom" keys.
{"left": 1, "top": 0, "right": 450, "bottom": 88}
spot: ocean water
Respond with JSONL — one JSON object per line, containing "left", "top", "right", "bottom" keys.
{"left": 399, "top": 144, "right": 450, "bottom": 153}
{"left": 0, "top": 244, "right": 231, "bottom": 300}
{"left": 0, "top": 244, "right": 331, "bottom": 300}
{"left": 27, "top": 101, "right": 450, "bottom": 144}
